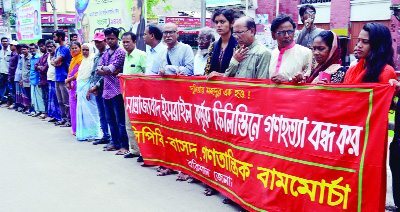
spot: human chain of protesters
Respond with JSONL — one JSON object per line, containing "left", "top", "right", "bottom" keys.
{"left": 0, "top": 4, "right": 399, "bottom": 212}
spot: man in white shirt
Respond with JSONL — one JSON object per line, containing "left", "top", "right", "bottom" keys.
{"left": 194, "top": 27, "right": 215, "bottom": 75}
{"left": 269, "top": 13, "right": 312, "bottom": 83}
{"left": 159, "top": 23, "right": 194, "bottom": 76}
{"left": 144, "top": 24, "right": 167, "bottom": 75}
{"left": 0, "top": 37, "right": 11, "bottom": 105}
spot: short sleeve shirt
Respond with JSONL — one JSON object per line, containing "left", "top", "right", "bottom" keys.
{"left": 54, "top": 45, "right": 72, "bottom": 82}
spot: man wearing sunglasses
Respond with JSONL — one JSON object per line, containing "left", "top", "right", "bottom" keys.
{"left": 296, "top": 4, "right": 323, "bottom": 48}
{"left": 269, "top": 13, "right": 312, "bottom": 83}
{"left": 224, "top": 16, "right": 271, "bottom": 79}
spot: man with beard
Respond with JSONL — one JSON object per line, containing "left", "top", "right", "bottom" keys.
{"left": 51, "top": 30, "right": 72, "bottom": 126}
{"left": 194, "top": 27, "right": 215, "bottom": 76}
{"left": 269, "top": 13, "right": 312, "bottom": 83}
{"left": 159, "top": 23, "right": 194, "bottom": 76}
{"left": 224, "top": 17, "right": 271, "bottom": 79}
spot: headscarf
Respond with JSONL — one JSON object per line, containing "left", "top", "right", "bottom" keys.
{"left": 68, "top": 43, "right": 84, "bottom": 78}
{"left": 77, "top": 43, "right": 95, "bottom": 80}
{"left": 304, "top": 31, "right": 342, "bottom": 83}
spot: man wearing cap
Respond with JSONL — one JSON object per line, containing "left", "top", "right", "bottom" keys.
{"left": 6, "top": 40, "right": 19, "bottom": 109}
{"left": 0, "top": 37, "right": 11, "bottom": 106}
{"left": 88, "top": 32, "right": 112, "bottom": 145}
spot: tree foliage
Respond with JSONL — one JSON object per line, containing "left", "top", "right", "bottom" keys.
{"left": 147, "top": 0, "right": 171, "bottom": 18}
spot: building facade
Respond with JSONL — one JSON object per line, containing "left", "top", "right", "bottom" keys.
{"left": 206, "top": 0, "right": 400, "bottom": 69}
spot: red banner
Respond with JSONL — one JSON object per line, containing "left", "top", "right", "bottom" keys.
{"left": 120, "top": 75, "right": 394, "bottom": 212}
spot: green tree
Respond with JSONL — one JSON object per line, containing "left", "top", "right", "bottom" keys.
{"left": 147, "top": 0, "right": 171, "bottom": 18}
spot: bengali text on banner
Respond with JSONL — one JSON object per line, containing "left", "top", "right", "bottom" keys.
{"left": 120, "top": 75, "right": 394, "bottom": 212}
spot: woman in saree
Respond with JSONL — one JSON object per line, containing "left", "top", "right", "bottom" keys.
{"left": 64, "top": 41, "right": 84, "bottom": 135}
{"left": 76, "top": 43, "right": 101, "bottom": 141}
{"left": 292, "top": 30, "right": 347, "bottom": 83}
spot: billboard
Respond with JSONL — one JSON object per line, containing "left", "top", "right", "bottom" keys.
{"left": 75, "top": 0, "right": 146, "bottom": 51}
{"left": 3, "top": 0, "right": 12, "bottom": 12}
{"left": 16, "top": 0, "right": 42, "bottom": 43}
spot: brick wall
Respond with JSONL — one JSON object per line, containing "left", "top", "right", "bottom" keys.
{"left": 256, "top": 0, "right": 299, "bottom": 23}
{"left": 256, "top": 0, "right": 276, "bottom": 23}
{"left": 279, "top": 0, "right": 300, "bottom": 24}
{"left": 391, "top": 0, "right": 400, "bottom": 70}
{"left": 330, "top": 0, "right": 350, "bottom": 29}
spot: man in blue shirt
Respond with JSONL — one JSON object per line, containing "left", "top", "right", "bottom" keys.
{"left": 52, "top": 30, "right": 72, "bottom": 126}
{"left": 28, "top": 43, "right": 44, "bottom": 116}
{"left": 144, "top": 24, "right": 166, "bottom": 75}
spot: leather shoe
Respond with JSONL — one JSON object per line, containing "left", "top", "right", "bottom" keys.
{"left": 48, "top": 117, "right": 58, "bottom": 122}
{"left": 93, "top": 138, "right": 110, "bottom": 145}
{"left": 141, "top": 163, "right": 156, "bottom": 167}
{"left": 124, "top": 153, "right": 140, "bottom": 158}
{"left": 137, "top": 156, "right": 144, "bottom": 163}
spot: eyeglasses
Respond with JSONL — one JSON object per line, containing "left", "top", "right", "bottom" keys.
{"left": 276, "top": 30, "right": 295, "bottom": 37}
{"left": 305, "top": 11, "right": 316, "bottom": 15}
{"left": 163, "top": 31, "right": 177, "bottom": 35}
{"left": 196, "top": 38, "right": 211, "bottom": 42}
{"left": 232, "top": 29, "right": 250, "bottom": 37}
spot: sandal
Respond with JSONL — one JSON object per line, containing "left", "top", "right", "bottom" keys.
{"left": 103, "top": 145, "right": 118, "bottom": 151}
{"left": 157, "top": 166, "right": 166, "bottom": 172}
{"left": 60, "top": 122, "right": 71, "bottom": 127}
{"left": 204, "top": 187, "right": 218, "bottom": 196}
{"left": 176, "top": 172, "right": 190, "bottom": 181}
{"left": 157, "top": 168, "right": 172, "bottom": 176}
{"left": 54, "top": 121, "right": 65, "bottom": 126}
{"left": 115, "top": 148, "right": 129, "bottom": 155}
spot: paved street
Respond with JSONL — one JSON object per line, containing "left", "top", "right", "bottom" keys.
{"left": 0, "top": 108, "right": 241, "bottom": 212}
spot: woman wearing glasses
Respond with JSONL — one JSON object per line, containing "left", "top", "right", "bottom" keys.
{"left": 205, "top": 9, "right": 237, "bottom": 79}
{"left": 296, "top": 4, "right": 323, "bottom": 48}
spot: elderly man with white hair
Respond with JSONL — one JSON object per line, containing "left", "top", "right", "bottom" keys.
{"left": 194, "top": 27, "right": 216, "bottom": 76}
{"left": 159, "top": 22, "right": 194, "bottom": 76}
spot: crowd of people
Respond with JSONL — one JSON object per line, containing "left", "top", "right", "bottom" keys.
{"left": 0, "top": 5, "right": 399, "bottom": 211}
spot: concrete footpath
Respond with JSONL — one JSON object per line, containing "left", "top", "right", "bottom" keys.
{"left": 0, "top": 108, "right": 242, "bottom": 212}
